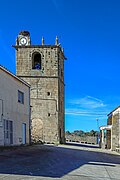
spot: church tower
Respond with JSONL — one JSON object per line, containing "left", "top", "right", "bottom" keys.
{"left": 13, "top": 31, "right": 66, "bottom": 144}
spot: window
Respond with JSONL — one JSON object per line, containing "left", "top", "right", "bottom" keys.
{"left": 48, "top": 113, "right": 51, "bottom": 117}
{"left": 32, "top": 52, "right": 41, "bottom": 69}
{"left": 47, "top": 92, "right": 50, "bottom": 96}
{"left": 18, "top": 90, "right": 24, "bottom": 104}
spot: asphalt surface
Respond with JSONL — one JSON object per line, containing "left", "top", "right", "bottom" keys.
{"left": 0, "top": 143, "right": 120, "bottom": 180}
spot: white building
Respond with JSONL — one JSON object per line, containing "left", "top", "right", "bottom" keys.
{"left": 0, "top": 65, "right": 31, "bottom": 146}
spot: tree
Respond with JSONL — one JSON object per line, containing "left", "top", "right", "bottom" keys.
{"left": 66, "top": 131, "right": 71, "bottom": 135}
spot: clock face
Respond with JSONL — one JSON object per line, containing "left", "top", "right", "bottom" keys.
{"left": 19, "top": 37, "right": 27, "bottom": 45}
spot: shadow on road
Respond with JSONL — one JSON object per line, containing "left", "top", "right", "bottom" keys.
{"left": 0, "top": 143, "right": 119, "bottom": 178}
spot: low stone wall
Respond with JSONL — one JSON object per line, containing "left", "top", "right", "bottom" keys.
{"left": 65, "top": 135, "right": 98, "bottom": 145}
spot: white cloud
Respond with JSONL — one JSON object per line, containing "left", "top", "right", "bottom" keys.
{"left": 65, "top": 95, "right": 109, "bottom": 119}
{"left": 65, "top": 108, "right": 108, "bottom": 117}
{"left": 68, "top": 95, "right": 107, "bottom": 109}
{"left": 51, "top": 0, "right": 63, "bottom": 14}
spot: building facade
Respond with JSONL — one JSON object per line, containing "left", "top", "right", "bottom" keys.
{"left": 100, "top": 106, "right": 120, "bottom": 151}
{"left": 0, "top": 65, "right": 31, "bottom": 146}
{"left": 13, "top": 31, "right": 66, "bottom": 144}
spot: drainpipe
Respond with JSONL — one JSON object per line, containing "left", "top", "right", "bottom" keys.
{"left": 28, "top": 87, "right": 31, "bottom": 145}
{"left": 0, "top": 99, "right": 3, "bottom": 124}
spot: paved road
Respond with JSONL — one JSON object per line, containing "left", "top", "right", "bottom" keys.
{"left": 0, "top": 143, "right": 120, "bottom": 180}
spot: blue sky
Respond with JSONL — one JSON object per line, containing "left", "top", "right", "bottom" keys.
{"left": 0, "top": 0, "right": 120, "bottom": 132}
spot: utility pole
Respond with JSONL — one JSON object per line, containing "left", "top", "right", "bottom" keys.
{"left": 96, "top": 118, "right": 100, "bottom": 144}
{"left": 96, "top": 118, "right": 99, "bottom": 130}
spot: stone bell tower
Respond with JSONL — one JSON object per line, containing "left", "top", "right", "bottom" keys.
{"left": 13, "top": 31, "right": 66, "bottom": 144}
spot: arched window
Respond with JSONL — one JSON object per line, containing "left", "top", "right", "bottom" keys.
{"left": 32, "top": 52, "right": 41, "bottom": 69}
